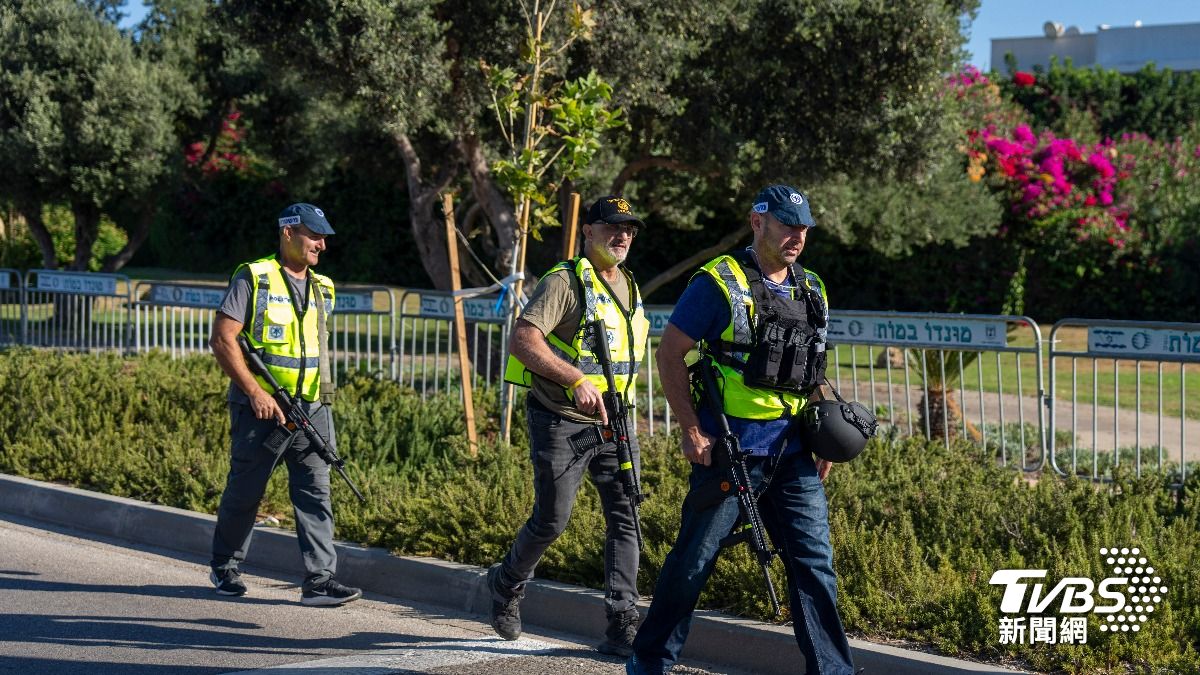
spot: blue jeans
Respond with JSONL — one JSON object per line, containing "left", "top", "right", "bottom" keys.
{"left": 629, "top": 451, "right": 854, "bottom": 674}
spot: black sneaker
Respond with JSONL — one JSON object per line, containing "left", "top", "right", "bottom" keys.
{"left": 209, "top": 568, "right": 247, "bottom": 596}
{"left": 301, "top": 578, "right": 362, "bottom": 607}
{"left": 596, "top": 608, "right": 639, "bottom": 657}
{"left": 486, "top": 563, "right": 523, "bottom": 640}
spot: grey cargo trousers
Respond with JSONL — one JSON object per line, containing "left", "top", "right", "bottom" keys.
{"left": 210, "top": 401, "right": 337, "bottom": 590}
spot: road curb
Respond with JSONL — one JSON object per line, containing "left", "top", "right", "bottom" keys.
{"left": 0, "top": 473, "right": 1023, "bottom": 674}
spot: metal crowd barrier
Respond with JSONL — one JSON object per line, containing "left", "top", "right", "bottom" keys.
{"left": 330, "top": 286, "right": 395, "bottom": 383}
{"left": 633, "top": 309, "right": 1048, "bottom": 467}
{"left": 396, "top": 289, "right": 507, "bottom": 397}
{"left": 634, "top": 306, "right": 674, "bottom": 436}
{"left": 825, "top": 311, "right": 1046, "bottom": 470}
{"left": 1047, "top": 319, "right": 1200, "bottom": 484}
{"left": 6, "top": 270, "right": 1200, "bottom": 485}
{"left": 0, "top": 268, "right": 22, "bottom": 346}
{"left": 131, "top": 280, "right": 396, "bottom": 382}
{"left": 132, "top": 281, "right": 225, "bottom": 357}
{"left": 22, "top": 269, "right": 131, "bottom": 352}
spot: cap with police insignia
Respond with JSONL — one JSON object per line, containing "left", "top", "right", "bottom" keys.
{"left": 277, "top": 203, "right": 335, "bottom": 235}
{"left": 751, "top": 185, "right": 814, "bottom": 228}
{"left": 586, "top": 195, "right": 645, "bottom": 228}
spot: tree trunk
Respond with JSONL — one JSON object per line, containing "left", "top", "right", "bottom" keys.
{"left": 392, "top": 131, "right": 458, "bottom": 290}
{"left": 19, "top": 202, "right": 57, "bottom": 269}
{"left": 460, "top": 132, "right": 518, "bottom": 276}
{"left": 919, "top": 389, "right": 982, "bottom": 443}
{"left": 70, "top": 201, "right": 101, "bottom": 272}
{"left": 101, "top": 205, "right": 155, "bottom": 273}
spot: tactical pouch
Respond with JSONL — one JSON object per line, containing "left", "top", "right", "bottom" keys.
{"left": 262, "top": 423, "right": 299, "bottom": 455}
{"left": 568, "top": 425, "right": 605, "bottom": 456}
{"left": 742, "top": 310, "right": 818, "bottom": 393}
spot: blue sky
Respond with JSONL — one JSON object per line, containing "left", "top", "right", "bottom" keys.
{"left": 965, "top": 0, "right": 1200, "bottom": 70}
{"left": 121, "top": 1, "right": 1200, "bottom": 72}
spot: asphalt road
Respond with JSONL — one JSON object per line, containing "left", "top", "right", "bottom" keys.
{"left": 0, "top": 515, "right": 728, "bottom": 675}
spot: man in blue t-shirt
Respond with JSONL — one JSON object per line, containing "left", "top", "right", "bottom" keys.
{"left": 627, "top": 186, "right": 855, "bottom": 675}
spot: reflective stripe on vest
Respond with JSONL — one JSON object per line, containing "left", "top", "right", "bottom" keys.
{"left": 695, "top": 254, "right": 828, "bottom": 420}
{"left": 504, "top": 257, "right": 650, "bottom": 401}
{"left": 240, "top": 256, "right": 336, "bottom": 402}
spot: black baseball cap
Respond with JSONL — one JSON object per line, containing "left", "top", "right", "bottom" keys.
{"left": 586, "top": 195, "right": 645, "bottom": 228}
{"left": 277, "top": 203, "right": 335, "bottom": 235}
{"left": 752, "top": 185, "right": 815, "bottom": 228}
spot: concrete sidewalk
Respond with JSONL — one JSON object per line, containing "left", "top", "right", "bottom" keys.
{"left": 0, "top": 473, "right": 1025, "bottom": 675}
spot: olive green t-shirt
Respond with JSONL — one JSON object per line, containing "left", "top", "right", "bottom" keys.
{"left": 520, "top": 267, "right": 632, "bottom": 422}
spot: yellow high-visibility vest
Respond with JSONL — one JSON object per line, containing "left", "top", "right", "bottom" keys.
{"left": 696, "top": 254, "right": 828, "bottom": 419}
{"left": 504, "top": 256, "right": 650, "bottom": 402}
{"left": 239, "top": 255, "right": 335, "bottom": 402}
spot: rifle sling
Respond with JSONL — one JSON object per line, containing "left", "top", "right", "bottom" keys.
{"left": 313, "top": 279, "right": 335, "bottom": 404}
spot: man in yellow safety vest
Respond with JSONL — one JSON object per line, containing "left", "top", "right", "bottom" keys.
{"left": 207, "top": 203, "right": 361, "bottom": 607}
{"left": 492, "top": 195, "right": 650, "bottom": 656}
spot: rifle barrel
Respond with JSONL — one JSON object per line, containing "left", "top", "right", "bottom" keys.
{"left": 697, "top": 357, "right": 783, "bottom": 616}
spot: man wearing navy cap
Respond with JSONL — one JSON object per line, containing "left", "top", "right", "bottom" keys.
{"left": 207, "top": 203, "right": 361, "bottom": 606}
{"left": 628, "top": 186, "right": 855, "bottom": 674}
{"left": 491, "top": 195, "right": 651, "bottom": 656}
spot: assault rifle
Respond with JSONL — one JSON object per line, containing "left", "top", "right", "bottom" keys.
{"left": 236, "top": 334, "right": 367, "bottom": 504}
{"left": 694, "top": 357, "right": 782, "bottom": 616}
{"left": 587, "top": 320, "right": 647, "bottom": 550}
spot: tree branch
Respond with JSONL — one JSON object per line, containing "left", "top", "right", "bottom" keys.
{"left": 640, "top": 226, "right": 750, "bottom": 300}
{"left": 392, "top": 130, "right": 460, "bottom": 289}
{"left": 610, "top": 155, "right": 718, "bottom": 194}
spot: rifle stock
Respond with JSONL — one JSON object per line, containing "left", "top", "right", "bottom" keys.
{"left": 236, "top": 334, "right": 367, "bottom": 504}
{"left": 695, "top": 357, "right": 782, "bottom": 616}
{"left": 587, "top": 320, "right": 646, "bottom": 550}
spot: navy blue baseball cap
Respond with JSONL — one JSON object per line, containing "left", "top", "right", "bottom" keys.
{"left": 752, "top": 185, "right": 814, "bottom": 228}
{"left": 277, "top": 203, "right": 335, "bottom": 235}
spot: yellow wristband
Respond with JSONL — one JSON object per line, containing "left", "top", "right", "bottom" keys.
{"left": 570, "top": 376, "right": 587, "bottom": 390}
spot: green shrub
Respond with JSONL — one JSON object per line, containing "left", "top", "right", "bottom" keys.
{"left": 0, "top": 349, "right": 1196, "bottom": 673}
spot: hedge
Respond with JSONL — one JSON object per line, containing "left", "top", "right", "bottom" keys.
{"left": 0, "top": 349, "right": 1196, "bottom": 673}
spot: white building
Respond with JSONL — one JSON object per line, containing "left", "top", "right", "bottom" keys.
{"left": 991, "top": 21, "right": 1200, "bottom": 73}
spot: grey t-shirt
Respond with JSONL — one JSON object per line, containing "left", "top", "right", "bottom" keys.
{"left": 520, "top": 268, "right": 632, "bottom": 423}
{"left": 219, "top": 266, "right": 322, "bottom": 411}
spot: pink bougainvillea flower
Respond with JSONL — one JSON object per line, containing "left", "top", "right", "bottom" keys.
{"left": 1087, "top": 152, "right": 1116, "bottom": 179}
{"left": 1012, "top": 125, "right": 1037, "bottom": 146}
{"left": 987, "top": 137, "right": 1027, "bottom": 157}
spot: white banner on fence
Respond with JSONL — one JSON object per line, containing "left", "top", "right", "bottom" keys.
{"left": 334, "top": 291, "right": 377, "bottom": 314}
{"left": 36, "top": 271, "right": 118, "bottom": 296}
{"left": 148, "top": 283, "right": 224, "bottom": 308}
{"left": 419, "top": 295, "right": 507, "bottom": 323}
{"left": 1088, "top": 325, "right": 1200, "bottom": 360}
{"left": 0, "top": 273, "right": 10, "bottom": 289}
{"left": 828, "top": 313, "right": 1009, "bottom": 349}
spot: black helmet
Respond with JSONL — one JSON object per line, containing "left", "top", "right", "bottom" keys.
{"left": 799, "top": 399, "right": 877, "bottom": 462}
